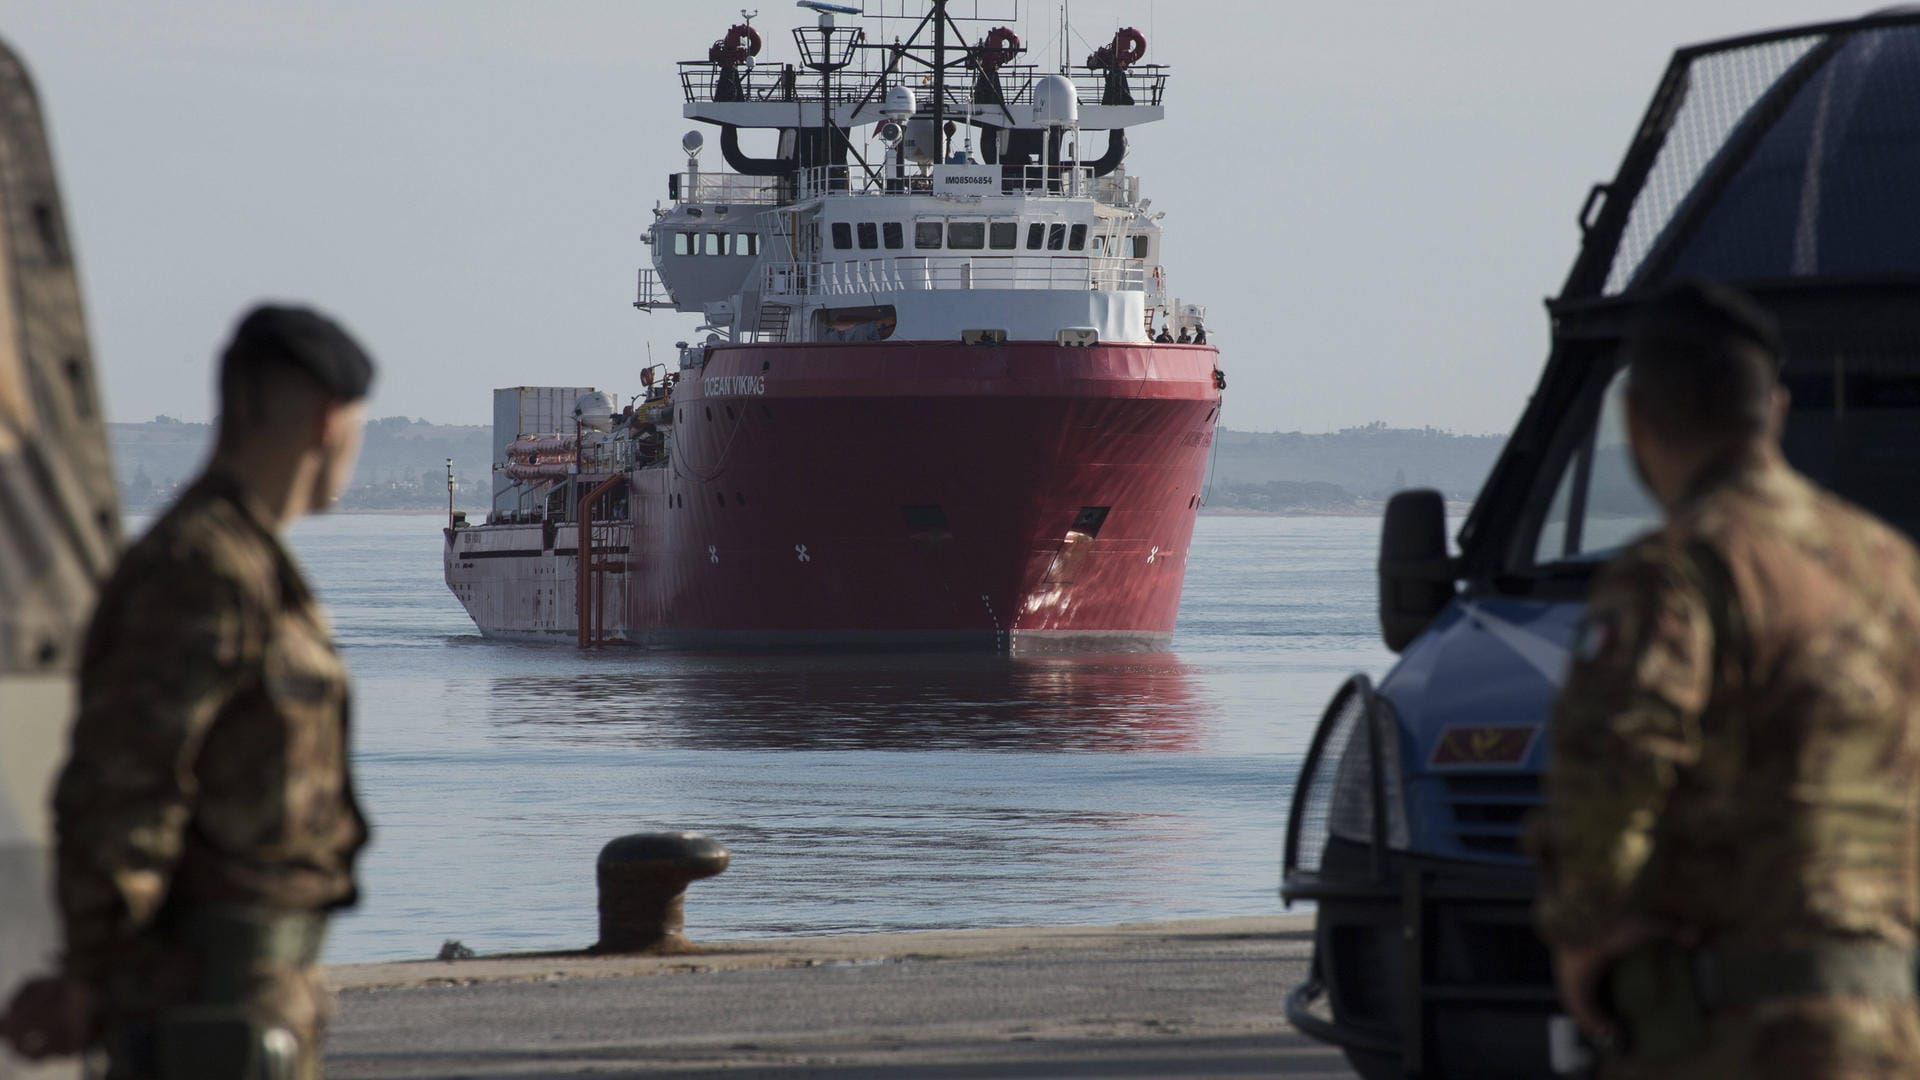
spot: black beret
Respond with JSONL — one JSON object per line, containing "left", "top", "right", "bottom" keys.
{"left": 1629, "top": 279, "right": 1786, "bottom": 370}
{"left": 221, "top": 304, "right": 375, "bottom": 400}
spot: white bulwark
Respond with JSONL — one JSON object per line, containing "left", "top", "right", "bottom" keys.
{"left": 932, "top": 164, "right": 1001, "bottom": 194}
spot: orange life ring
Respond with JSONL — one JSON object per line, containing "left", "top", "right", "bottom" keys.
{"left": 978, "top": 26, "right": 1021, "bottom": 70}
{"left": 708, "top": 23, "right": 763, "bottom": 67}
{"left": 1087, "top": 27, "right": 1147, "bottom": 70}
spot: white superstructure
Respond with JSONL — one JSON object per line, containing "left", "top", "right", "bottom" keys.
{"left": 634, "top": 5, "right": 1207, "bottom": 357}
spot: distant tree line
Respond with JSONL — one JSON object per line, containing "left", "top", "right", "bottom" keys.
{"left": 1203, "top": 424, "right": 1503, "bottom": 513}
{"left": 110, "top": 415, "right": 495, "bottom": 513}
{"left": 112, "top": 416, "right": 1510, "bottom": 517}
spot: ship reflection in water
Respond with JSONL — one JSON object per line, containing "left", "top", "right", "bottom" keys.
{"left": 300, "top": 512, "right": 1388, "bottom": 963}
{"left": 478, "top": 653, "right": 1211, "bottom": 752}
{"left": 342, "top": 650, "right": 1257, "bottom": 957}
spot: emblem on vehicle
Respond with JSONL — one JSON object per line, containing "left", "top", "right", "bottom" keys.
{"left": 1428, "top": 724, "right": 1539, "bottom": 767}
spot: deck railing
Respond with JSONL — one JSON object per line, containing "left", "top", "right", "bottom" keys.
{"left": 791, "top": 162, "right": 1112, "bottom": 201}
{"left": 678, "top": 60, "right": 1169, "bottom": 112}
{"left": 671, "top": 171, "right": 786, "bottom": 206}
{"left": 666, "top": 165, "right": 1132, "bottom": 209}
{"left": 761, "top": 254, "right": 1148, "bottom": 298}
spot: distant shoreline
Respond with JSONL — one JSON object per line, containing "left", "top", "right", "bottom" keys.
{"left": 1201, "top": 505, "right": 1381, "bottom": 518}
{"left": 1200, "top": 500, "right": 1472, "bottom": 519}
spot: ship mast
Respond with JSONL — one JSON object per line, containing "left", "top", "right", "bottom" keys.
{"left": 931, "top": 0, "right": 947, "bottom": 163}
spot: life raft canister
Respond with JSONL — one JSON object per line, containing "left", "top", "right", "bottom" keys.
{"left": 708, "top": 23, "right": 763, "bottom": 67}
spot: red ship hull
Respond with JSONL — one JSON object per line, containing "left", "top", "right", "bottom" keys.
{"left": 620, "top": 340, "right": 1220, "bottom": 650}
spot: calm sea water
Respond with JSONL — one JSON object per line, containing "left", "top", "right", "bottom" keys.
{"left": 266, "top": 512, "right": 1390, "bottom": 964}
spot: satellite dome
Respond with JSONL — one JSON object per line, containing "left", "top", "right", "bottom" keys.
{"left": 881, "top": 84, "right": 917, "bottom": 121}
{"left": 682, "top": 130, "right": 705, "bottom": 157}
{"left": 1032, "top": 73, "right": 1079, "bottom": 128}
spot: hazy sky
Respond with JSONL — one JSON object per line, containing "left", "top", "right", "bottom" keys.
{"left": 0, "top": 1, "right": 1879, "bottom": 434}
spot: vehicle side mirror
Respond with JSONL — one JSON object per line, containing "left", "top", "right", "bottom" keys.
{"left": 1379, "top": 489, "right": 1457, "bottom": 652}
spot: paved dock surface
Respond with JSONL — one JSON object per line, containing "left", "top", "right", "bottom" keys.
{"left": 326, "top": 916, "right": 1355, "bottom": 1078}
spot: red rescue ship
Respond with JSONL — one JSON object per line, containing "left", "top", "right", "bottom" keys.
{"left": 444, "top": 1, "right": 1222, "bottom": 651}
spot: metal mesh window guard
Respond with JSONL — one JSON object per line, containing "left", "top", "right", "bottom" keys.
{"left": 1285, "top": 675, "right": 1374, "bottom": 879}
{"left": 1601, "top": 19, "right": 1920, "bottom": 294}
{"left": 1606, "top": 34, "right": 1822, "bottom": 293}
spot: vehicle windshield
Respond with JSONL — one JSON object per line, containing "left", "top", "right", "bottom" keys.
{"left": 1531, "top": 367, "right": 1663, "bottom": 566}
{"left": 1526, "top": 347, "right": 1920, "bottom": 573}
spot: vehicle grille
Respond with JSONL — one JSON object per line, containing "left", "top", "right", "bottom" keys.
{"left": 1444, "top": 774, "right": 1540, "bottom": 858}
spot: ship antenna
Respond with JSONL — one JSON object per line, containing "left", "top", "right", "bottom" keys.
{"left": 1059, "top": 1, "right": 1068, "bottom": 73}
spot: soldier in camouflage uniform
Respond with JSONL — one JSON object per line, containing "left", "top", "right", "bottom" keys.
{"left": 1532, "top": 281, "right": 1920, "bottom": 1078}
{"left": 1, "top": 306, "right": 374, "bottom": 1079}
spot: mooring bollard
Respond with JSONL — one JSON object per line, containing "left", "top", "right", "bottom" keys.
{"left": 595, "top": 832, "right": 730, "bottom": 953}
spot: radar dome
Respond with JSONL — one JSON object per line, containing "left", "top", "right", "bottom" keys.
{"left": 1032, "top": 74, "right": 1079, "bottom": 128}
{"left": 682, "top": 130, "right": 705, "bottom": 156}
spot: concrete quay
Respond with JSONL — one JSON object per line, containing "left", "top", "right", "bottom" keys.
{"left": 325, "top": 915, "right": 1356, "bottom": 1079}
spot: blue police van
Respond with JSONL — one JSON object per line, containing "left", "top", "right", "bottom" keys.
{"left": 1281, "top": 11, "right": 1920, "bottom": 1077}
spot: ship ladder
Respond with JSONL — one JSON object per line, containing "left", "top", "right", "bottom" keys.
{"left": 757, "top": 302, "right": 793, "bottom": 343}
{"left": 576, "top": 474, "right": 629, "bottom": 648}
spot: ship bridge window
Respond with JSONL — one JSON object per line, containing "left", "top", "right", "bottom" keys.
{"left": 948, "top": 220, "right": 986, "bottom": 250}
{"left": 737, "top": 232, "right": 760, "bottom": 256}
{"left": 1048, "top": 223, "right": 1067, "bottom": 250}
{"left": 915, "top": 219, "right": 943, "bottom": 249}
{"left": 857, "top": 222, "right": 878, "bottom": 249}
{"left": 702, "top": 232, "right": 724, "bottom": 255}
{"left": 1026, "top": 223, "right": 1045, "bottom": 250}
{"left": 1130, "top": 235, "right": 1150, "bottom": 259}
{"left": 1068, "top": 224, "right": 1088, "bottom": 251}
{"left": 989, "top": 221, "right": 1018, "bottom": 249}
{"left": 673, "top": 232, "right": 693, "bottom": 256}
{"left": 883, "top": 222, "right": 904, "bottom": 249}
{"left": 831, "top": 222, "right": 853, "bottom": 250}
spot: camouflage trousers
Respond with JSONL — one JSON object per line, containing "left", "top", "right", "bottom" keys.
{"left": 89, "top": 939, "right": 332, "bottom": 1080}
{"left": 1603, "top": 997, "right": 1920, "bottom": 1080}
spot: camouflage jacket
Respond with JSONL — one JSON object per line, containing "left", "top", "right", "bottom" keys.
{"left": 53, "top": 470, "right": 367, "bottom": 984}
{"left": 1534, "top": 452, "right": 1920, "bottom": 951}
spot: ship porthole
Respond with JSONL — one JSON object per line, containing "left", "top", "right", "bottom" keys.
{"left": 736, "top": 491, "right": 746, "bottom": 506}
{"left": 718, "top": 492, "right": 727, "bottom": 506}
{"left": 726, "top": 405, "right": 736, "bottom": 421}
